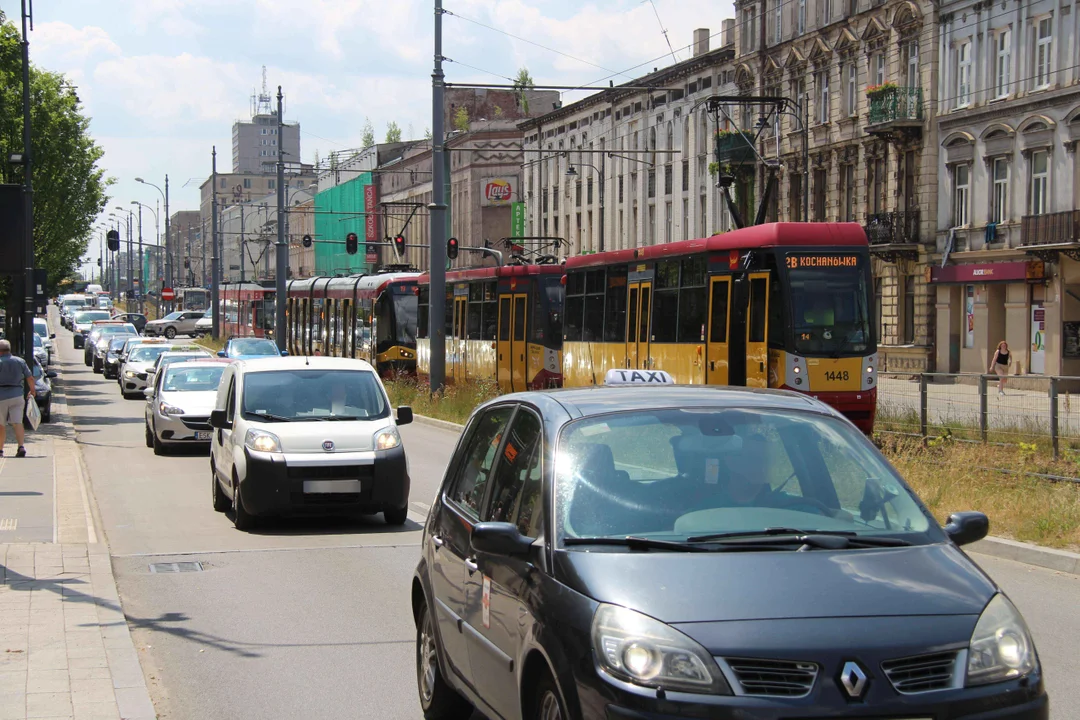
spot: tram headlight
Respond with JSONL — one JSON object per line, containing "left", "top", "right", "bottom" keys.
{"left": 866, "top": 365, "right": 875, "bottom": 374}
{"left": 792, "top": 366, "right": 801, "bottom": 374}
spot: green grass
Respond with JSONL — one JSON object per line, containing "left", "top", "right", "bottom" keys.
{"left": 384, "top": 376, "right": 500, "bottom": 426}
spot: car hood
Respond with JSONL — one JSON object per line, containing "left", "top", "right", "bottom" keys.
{"left": 246, "top": 417, "right": 392, "bottom": 453}
{"left": 144, "top": 319, "right": 171, "bottom": 327}
{"left": 555, "top": 543, "right": 995, "bottom": 623}
{"left": 159, "top": 390, "right": 217, "bottom": 415}
{"left": 124, "top": 362, "right": 154, "bottom": 374}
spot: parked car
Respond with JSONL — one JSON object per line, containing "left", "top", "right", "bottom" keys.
{"left": 85, "top": 323, "right": 138, "bottom": 369}
{"left": 32, "top": 334, "right": 48, "bottom": 369}
{"left": 209, "top": 356, "right": 413, "bottom": 529}
{"left": 146, "top": 349, "right": 215, "bottom": 386}
{"left": 59, "top": 295, "right": 88, "bottom": 329}
{"left": 119, "top": 343, "right": 198, "bottom": 399}
{"left": 33, "top": 318, "right": 54, "bottom": 364}
{"left": 32, "top": 360, "right": 56, "bottom": 423}
{"left": 103, "top": 337, "right": 130, "bottom": 379}
{"left": 145, "top": 360, "right": 230, "bottom": 455}
{"left": 71, "top": 310, "right": 112, "bottom": 347}
{"left": 143, "top": 311, "right": 205, "bottom": 339}
{"left": 219, "top": 337, "right": 286, "bottom": 359}
{"left": 111, "top": 312, "right": 148, "bottom": 333}
{"left": 193, "top": 316, "right": 212, "bottom": 337}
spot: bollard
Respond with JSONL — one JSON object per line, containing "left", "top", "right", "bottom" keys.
{"left": 919, "top": 373, "right": 928, "bottom": 438}
{"left": 978, "top": 374, "right": 988, "bottom": 443}
{"left": 1050, "top": 377, "right": 1059, "bottom": 459}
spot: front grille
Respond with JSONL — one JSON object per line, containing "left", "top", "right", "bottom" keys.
{"left": 287, "top": 464, "right": 373, "bottom": 480}
{"left": 180, "top": 417, "right": 211, "bottom": 431}
{"left": 882, "top": 651, "right": 959, "bottom": 694}
{"left": 136, "top": 372, "right": 147, "bottom": 380}
{"left": 723, "top": 658, "right": 818, "bottom": 697}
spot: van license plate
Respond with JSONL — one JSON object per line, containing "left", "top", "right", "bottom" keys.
{"left": 304, "top": 480, "right": 363, "bottom": 494}
{"left": 195, "top": 431, "right": 211, "bottom": 440}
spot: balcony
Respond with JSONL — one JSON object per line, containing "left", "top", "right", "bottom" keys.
{"left": 714, "top": 131, "right": 756, "bottom": 164}
{"left": 1020, "top": 210, "right": 1080, "bottom": 261}
{"left": 866, "top": 86, "right": 923, "bottom": 139}
{"left": 865, "top": 211, "right": 920, "bottom": 261}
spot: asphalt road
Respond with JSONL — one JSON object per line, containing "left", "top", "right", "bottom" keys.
{"left": 51, "top": 317, "right": 1079, "bottom": 720}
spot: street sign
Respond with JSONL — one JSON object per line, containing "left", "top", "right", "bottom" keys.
{"left": 161, "top": 287, "right": 175, "bottom": 301}
{"left": 511, "top": 202, "right": 526, "bottom": 238}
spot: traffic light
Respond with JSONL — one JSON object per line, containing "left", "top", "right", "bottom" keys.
{"left": 97, "top": 258, "right": 102, "bottom": 267}
{"left": 345, "top": 232, "right": 358, "bottom": 255}
{"left": 106, "top": 229, "right": 120, "bottom": 252}
{"left": 447, "top": 237, "right": 459, "bottom": 261}
{"left": 393, "top": 234, "right": 406, "bottom": 259}
{"left": 302, "top": 234, "right": 312, "bottom": 248}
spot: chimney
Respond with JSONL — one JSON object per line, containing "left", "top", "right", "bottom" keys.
{"left": 693, "top": 28, "right": 710, "bottom": 57}
{"left": 721, "top": 19, "right": 735, "bottom": 48}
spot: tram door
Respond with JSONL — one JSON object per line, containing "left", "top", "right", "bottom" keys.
{"left": 745, "top": 272, "right": 770, "bottom": 388}
{"left": 625, "top": 281, "right": 652, "bottom": 370}
{"left": 452, "top": 296, "right": 469, "bottom": 383}
{"left": 706, "top": 276, "right": 731, "bottom": 384}
{"left": 497, "top": 294, "right": 528, "bottom": 392}
{"left": 341, "top": 300, "right": 353, "bottom": 358}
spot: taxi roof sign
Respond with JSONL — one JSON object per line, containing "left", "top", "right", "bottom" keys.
{"left": 604, "top": 369, "right": 675, "bottom": 386}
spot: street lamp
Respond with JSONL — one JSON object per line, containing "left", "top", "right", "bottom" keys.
{"left": 114, "top": 206, "right": 135, "bottom": 307}
{"left": 565, "top": 159, "right": 606, "bottom": 254}
{"left": 136, "top": 176, "right": 171, "bottom": 309}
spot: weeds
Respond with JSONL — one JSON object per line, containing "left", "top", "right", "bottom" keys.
{"left": 384, "top": 376, "right": 499, "bottom": 426}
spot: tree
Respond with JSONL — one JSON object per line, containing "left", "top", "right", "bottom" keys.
{"left": 424, "top": 127, "right": 432, "bottom": 140}
{"left": 452, "top": 106, "right": 470, "bottom": 133}
{"left": 385, "top": 121, "right": 402, "bottom": 143}
{"left": 361, "top": 117, "right": 375, "bottom": 148}
{"left": 513, "top": 66, "right": 534, "bottom": 114}
{"left": 0, "top": 12, "right": 110, "bottom": 297}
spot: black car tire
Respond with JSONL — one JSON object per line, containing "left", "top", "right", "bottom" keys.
{"left": 212, "top": 464, "right": 230, "bottom": 512}
{"left": 531, "top": 671, "right": 567, "bottom": 720}
{"left": 145, "top": 423, "right": 154, "bottom": 448}
{"left": 385, "top": 506, "right": 408, "bottom": 526}
{"left": 416, "top": 599, "right": 472, "bottom": 720}
{"left": 164, "top": 326, "right": 177, "bottom": 339}
{"left": 40, "top": 398, "right": 51, "bottom": 424}
{"left": 152, "top": 429, "right": 167, "bottom": 456}
{"left": 232, "top": 475, "right": 256, "bottom": 530}
{"left": 93, "top": 357, "right": 103, "bottom": 373}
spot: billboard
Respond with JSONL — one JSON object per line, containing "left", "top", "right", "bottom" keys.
{"left": 480, "top": 176, "right": 518, "bottom": 207}
{"left": 364, "top": 184, "right": 378, "bottom": 241}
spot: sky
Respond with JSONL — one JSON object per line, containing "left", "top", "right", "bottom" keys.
{"left": 1, "top": 0, "right": 734, "bottom": 271}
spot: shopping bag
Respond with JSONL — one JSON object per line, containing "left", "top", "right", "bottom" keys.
{"left": 24, "top": 397, "right": 41, "bottom": 431}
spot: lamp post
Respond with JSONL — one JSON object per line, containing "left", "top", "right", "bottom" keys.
{"left": 131, "top": 201, "right": 159, "bottom": 314}
{"left": 136, "top": 176, "right": 170, "bottom": 308}
{"left": 114, "top": 206, "right": 135, "bottom": 309}
{"left": 565, "top": 154, "right": 605, "bottom": 253}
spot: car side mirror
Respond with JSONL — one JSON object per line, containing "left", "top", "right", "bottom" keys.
{"left": 143, "top": 388, "right": 153, "bottom": 399}
{"left": 280, "top": 351, "right": 289, "bottom": 357}
{"left": 944, "top": 511, "right": 989, "bottom": 547}
{"left": 50, "top": 333, "right": 55, "bottom": 339}
{"left": 471, "top": 522, "right": 533, "bottom": 557}
{"left": 396, "top": 406, "right": 413, "bottom": 426}
{"left": 217, "top": 350, "right": 226, "bottom": 358}
{"left": 209, "top": 409, "right": 232, "bottom": 430}
{"left": 46, "top": 371, "right": 57, "bottom": 379}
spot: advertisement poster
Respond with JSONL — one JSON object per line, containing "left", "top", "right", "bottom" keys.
{"left": 964, "top": 285, "right": 975, "bottom": 348}
{"left": 1030, "top": 303, "right": 1045, "bottom": 374}
{"left": 480, "top": 176, "right": 517, "bottom": 206}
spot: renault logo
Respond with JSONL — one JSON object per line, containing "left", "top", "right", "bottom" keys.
{"left": 322, "top": 440, "right": 335, "bottom": 452}
{"left": 838, "top": 661, "right": 869, "bottom": 699}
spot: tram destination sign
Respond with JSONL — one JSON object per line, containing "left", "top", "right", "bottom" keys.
{"left": 785, "top": 254, "right": 861, "bottom": 269}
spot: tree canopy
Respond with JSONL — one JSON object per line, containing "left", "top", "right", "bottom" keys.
{"left": 0, "top": 12, "right": 111, "bottom": 294}
{"left": 361, "top": 118, "right": 375, "bottom": 148}
{"left": 385, "top": 121, "right": 402, "bottom": 143}
{"left": 513, "top": 67, "right": 534, "bottom": 114}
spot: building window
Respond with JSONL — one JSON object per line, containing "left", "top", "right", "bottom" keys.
{"left": 665, "top": 202, "right": 673, "bottom": 243}
{"left": 648, "top": 205, "right": 656, "bottom": 244}
{"left": 874, "top": 276, "right": 882, "bottom": 340}
{"left": 995, "top": 29, "right": 1011, "bottom": 98}
{"left": 682, "top": 198, "right": 689, "bottom": 239}
{"left": 813, "top": 168, "right": 827, "bottom": 221}
{"left": 1034, "top": 18, "right": 1052, "bottom": 89}
{"left": 905, "top": 40, "right": 919, "bottom": 87}
{"left": 953, "top": 164, "right": 969, "bottom": 227}
{"left": 269, "top": 179, "right": 276, "bottom": 190}
{"left": 816, "top": 70, "right": 829, "bottom": 124}
{"left": 823, "top": 0, "right": 832, "bottom": 25}
{"left": 682, "top": 160, "right": 689, "bottom": 192}
{"left": 992, "top": 157, "right": 1009, "bottom": 224}
{"left": 841, "top": 164, "right": 856, "bottom": 221}
{"left": 845, "top": 61, "right": 857, "bottom": 117}
{"left": 872, "top": 52, "right": 885, "bottom": 86}
{"left": 1030, "top": 150, "right": 1048, "bottom": 216}
{"left": 957, "top": 41, "right": 972, "bottom": 107}
{"left": 664, "top": 164, "right": 673, "bottom": 195}
{"left": 243, "top": 178, "right": 251, "bottom": 189}
{"left": 774, "top": 0, "right": 782, "bottom": 43}
{"left": 797, "top": 0, "right": 805, "bottom": 34}
{"left": 647, "top": 170, "right": 656, "bottom": 198}
{"left": 741, "top": 7, "right": 756, "bottom": 52}
{"left": 902, "top": 275, "right": 915, "bottom": 344}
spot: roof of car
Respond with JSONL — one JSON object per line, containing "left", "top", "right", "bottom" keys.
{"left": 488, "top": 385, "right": 839, "bottom": 422}
{"left": 162, "top": 359, "right": 231, "bottom": 371}
{"left": 236, "top": 356, "right": 376, "bottom": 373}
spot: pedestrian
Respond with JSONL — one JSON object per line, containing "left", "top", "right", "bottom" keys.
{"left": 988, "top": 340, "right": 1011, "bottom": 396}
{"left": 0, "top": 338, "right": 35, "bottom": 458}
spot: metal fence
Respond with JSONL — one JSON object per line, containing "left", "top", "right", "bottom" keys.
{"left": 876, "top": 372, "right": 1080, "bottom": 456}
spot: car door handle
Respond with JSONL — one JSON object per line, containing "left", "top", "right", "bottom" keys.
{"left": 464, "top": 558, "right": 478, "bottom": 574}
{"left": 760, "top": 361, "right": 765, "bottom": 371}
{"left": 431, "top": 535, "right": 445, "bottom": 549}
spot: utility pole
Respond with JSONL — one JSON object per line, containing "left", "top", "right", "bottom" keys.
{"left": 125, "top": 211, "right": 133, "bottom": 307}
{"left": 240, "top": 209, "right": 246, "bottom": 284}
{"left": 274, "top": 86, "right": 287, "bottom": 350}
{"left": 428, "top": 0, "right": 448, "bottom": 392}
{"left": 211, "top": 147, "right": 220, "bottom": 339}
{"left": 136, "top": 203, "right": 144, "bottom": 314}
{"left": 19, "top": 0, "right": 34, "bottom": 365}
{"left": 164, "top": 175, "right": 170, "bottom": 306}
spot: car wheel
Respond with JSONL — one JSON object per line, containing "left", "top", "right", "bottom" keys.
{"left": 416, "top": 598, "right": 472, "bottom": 720}
{"left": 164, "top": 326, "right": 177, "bottom": 339}
{"left": 232, "top": 475, "right": 255, "bottom": 530}
{"left": 93, "top": 358, "right": 102, "bottom": 373}
{"left": 531, "top": 671, "right": 567, "bottom": 720}
{"left": 40, "top": 399, "right": 51, "bottom": 424}
{"left": 384, "top": 506, "right": 408, "bottom": 526}
{"left": 152, "top": 429, "right": 167, "bottom": 456}
{"left": 83, "top": 352, "right": 91, "bottom": 366}
{"left": 145, "top": 422, "right": 154, "bottom": 448}
{"left": 212, "top": 464, "right": 230, "bottom": 512}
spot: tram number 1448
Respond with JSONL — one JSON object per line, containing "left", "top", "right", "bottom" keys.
{"left": 824, "top": 370, "right": 851, "bottom": 382}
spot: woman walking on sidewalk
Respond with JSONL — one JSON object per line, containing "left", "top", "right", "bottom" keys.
{"left": 989, "top": 340, "right": 1011, "bottom": 396}
{"left": 0, "top": 339, "right": 36, "bottom": 457}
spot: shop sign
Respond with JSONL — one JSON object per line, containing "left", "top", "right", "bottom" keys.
{"left": 480, "top": 176, "right": 518, "bottom": 206}
{"left": 364, "top": 184, "right": 378, "bottom": 241}
{"left": 930, "top": 261, "right": 1044, "bottom": 284}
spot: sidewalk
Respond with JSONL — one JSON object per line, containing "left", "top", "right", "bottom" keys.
{"left": 0, "top": 387, "right": 155, "bottom": 719}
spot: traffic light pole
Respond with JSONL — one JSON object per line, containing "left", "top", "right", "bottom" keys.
{"left": 211, "top": 147, "right": 220, "bottom": 340}
{"left": 19, "top": 0, "right": 35, "bottom": 366}
{"left": 274, "top": 86, "right": 287, "bottom": 351}
{"left": 428, "top": 0, "right": 447, "bottom": 393}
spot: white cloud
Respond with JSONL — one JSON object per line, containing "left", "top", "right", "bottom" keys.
{"left": 34, "top": 22, "right": 122, "bottom": 65}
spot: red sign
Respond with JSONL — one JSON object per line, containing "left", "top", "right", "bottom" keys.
{"left": 161, "top": 287, "right": 175, "bottom": 301}
{"left": 485, "top": 179, "right": 513, "bottom": 204}
{"left": 365, "top": 249, "right": 378, "bottom": 264}
{"left": 364, "top": 184, "right": 378, "bottom": 241}
{"left": 930, "top": 261, "right": 1044, "bottom": 284}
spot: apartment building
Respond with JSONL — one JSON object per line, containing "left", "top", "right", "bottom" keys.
{"left": 934, "top": 0, "right": 1080, "bottom": 376}
{"left": 232, "top": 113, "right": 301, "bottom": 174}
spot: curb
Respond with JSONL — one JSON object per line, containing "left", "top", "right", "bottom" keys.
{"left": 413, "top": 414, "right": 1079, "bottom": 576}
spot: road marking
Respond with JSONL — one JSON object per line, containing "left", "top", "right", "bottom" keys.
{"left": 74, "top": 439, "right": 98, "bottom": 544}
{"left": 0, "top": 518, "right": 17, "bottom": 531}
{"left": 112, "top": 541, "right": 423, "bottom": 559}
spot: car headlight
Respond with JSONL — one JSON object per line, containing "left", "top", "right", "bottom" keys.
{"left": 966, "top": 594, "right": 1037, "bottom": 686}
{"left": 374, "top": 426, "right": 401, "bottom": 451}
{"left": 158, "top": 402, "right": 185, "bottom": 416}
{"left": 124, "top": 370, "right": 136, "bottom": 378}
{"left": 591, "top": 604, "right": 730, "bottom": 694}
{"left": 245, "top": 428, "right": 281, "bottom": 453}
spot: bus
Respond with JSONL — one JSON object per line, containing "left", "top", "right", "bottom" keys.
{"left": 561, "top": 222, "right": 877, "bottom": 432}
{"left": 285, "top": 272, "right": 421, "bottom": 376}
{"left": 177, "top": 287, "right": 211, "bottom": 312}
{"left": 416, "top": 264, "right": 564, "bottom": 393}
{"left": 220, "top": 282, "right": 275, "bottom": 338}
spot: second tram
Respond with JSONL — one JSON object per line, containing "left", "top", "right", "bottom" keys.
{"left": 219, "top": 282, "right": 276, "bottom": 339}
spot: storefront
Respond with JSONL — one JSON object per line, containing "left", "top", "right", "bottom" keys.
{"left": 931, "top": 260, "right": 1047, "bottom": 375}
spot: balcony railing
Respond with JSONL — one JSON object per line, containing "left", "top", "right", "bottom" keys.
{"left": 714, "top": 131, "right": 756, "bottom": 164}
{"left": 865, "top": 210, "right": 920, "bottom": 245}
{"left": 1021, "top": 210, "right": 1080, "bottom": 246}
{"left": 867, "top": 86, "right": 923, "bottom": 126}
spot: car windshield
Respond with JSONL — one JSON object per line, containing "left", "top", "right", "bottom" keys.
{"left": 161, "top": 312, "right": 183, "bottom": 321}
{"left": 75, "top": 311, "right": 111, "bottom": 324}
{"left": 63, "top": 300, "right": 85, "bottom": 309}
{"left": 163, "top": 366, "right": 225, "bottom": 392}
{"left": 109, "top": 339, "right": 128, "bottom": 352}
{"left": 159, "top": 354, "right": 211, "bottom": 368}
{"left": 33, "top": 323, "right": 47, "bottom": 337}
{"left": 555, "top": 408, "right": 938, "bottom": 547}
{"left": 97, "top": 326, "right": 135, "bottom": 337}
{"left": 33, "top": 334, "right": 42, "bottom": 347}
{"left": 228, "top": 339, "right": 279, "bottom": 357}
{"left": 242, "top": 369, "right": 389, "bottom": 421}
{"left": 32, "top": 363, "right": 43, "bottom": 379}
{"left": 129, "top": 346, "right": 171, "bottom": 363}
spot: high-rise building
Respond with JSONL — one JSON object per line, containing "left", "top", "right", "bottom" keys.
{"left": 231, "top": 69, "right": 301, "bottom": 173}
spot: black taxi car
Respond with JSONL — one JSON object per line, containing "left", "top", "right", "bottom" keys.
{"left": 412, "top": 370, "right": 1047, "bottom": 720}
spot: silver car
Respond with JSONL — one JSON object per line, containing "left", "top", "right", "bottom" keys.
{"left": 145, "top": 361, "right": 229, "bottom": 454}
{"left": 71, "top": 310, "right": 113, "bottom": 348}
{"left": 33, "top": 318, "right": 54, "bottom": 363}
{"left": 32, "top": 334, "right": 48, "bottom": 368}
{"left": 144, "top": 311, "right": 205, "bottom": 339}
{"left": 146, "top": 350, "right": 215, "bottom": 387}
{"left": 119, "top": 344, "right": 195, "bottom": 399}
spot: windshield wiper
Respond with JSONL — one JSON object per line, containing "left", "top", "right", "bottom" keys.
{"left": 686, "top": 528, "right": 911, "bottom": 549}
{"left": 307, "top": 415, "right": 363, "bottom": 421}
{"left": 686, "top": 527, "right": 843, "bottom": 542}
{"left": 244, "top": 412, "right": 292, "bottom": 422}
{"left": 564, "top": 536, "right": 777, "bottom": 553}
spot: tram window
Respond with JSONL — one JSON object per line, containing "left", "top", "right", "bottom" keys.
{"left": 469, "top": 283, "right": 484, "bottom": 302}
{"left": 653, "top": 287, "right": 678, "bottom": 342}
{"left": 639, "top": 287, "right": 651, "bottom": 342}
{"left": 656, "top": 260, "right": 679, "bottom": 289}
{"left": 585, "top": 270, "right": 605, "bottom": 294}
{"left": 627, "top": 287, "right": 639, "bottom": 343}
{"left": 768, "top": 279, "right": 784, "bottom": 346}
{"left": 681, "top": 257, "right": 707, "bottom": 287}
{"left": 583, "top": 293, "right": 604, "bottom": 341}
{"left": 677, "top": 286, "right": 707, "bottom": 342}
{"left": 566, "top": 272, "right": 585, "bottom": 296}
{"left": 417, "top": 287, "right": 429, "bottom": 339}
{"left": 483, "top": 299, "right": 498, "bottom": 340}
{"left": 604, "top": 267, "right": 627, "bottom": 343}
{"left": 748, "top": 277, "right": 768, "bottom": 343}
{"left": 500, "top": 297, "right": 512, "bottom": 341}
{"left": 564, "top": 271, "right": 586, "bottom": 342}
{"left": 445, "top": 293, "right": 454, "bottom": 337}
{"left": 710, "top": 280, "right": 729, "bottom": 343}
{"left": 513, "top": 297, "right": 527, "bottom": 341}
{"left": 468, "top": 301, "right": 482, "bottom": 339}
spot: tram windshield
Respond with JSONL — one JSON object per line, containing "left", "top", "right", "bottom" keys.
{"left": 784, "top": 253, "right": 872, "bottom": 357}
